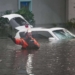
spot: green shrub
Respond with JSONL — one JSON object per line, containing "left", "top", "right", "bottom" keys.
{"left": 5, "top": 10, "right": 12, "bottom": 14}
{"left": 0, "top": 17, "right": 10, "bottom": 37}
{"left": 16, "top": 7, "right": 35, "bottom": 26}
{"left": 65, "top": 18, "right": 75, "bottom": 30}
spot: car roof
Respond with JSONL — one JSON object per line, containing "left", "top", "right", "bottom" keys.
{"left": 49, "top": 27, "right": 65, "bottom": 31}
{"left": 2, "top": 14, "right": 25, "bottom": 20}
{"left": 31, "top": 27, "right": 65, "bottom": 32}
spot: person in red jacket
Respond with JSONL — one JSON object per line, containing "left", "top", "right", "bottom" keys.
{"left": 8, "top": 30, "right": 40, "bottom": 50}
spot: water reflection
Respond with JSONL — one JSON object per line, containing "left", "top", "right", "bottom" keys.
{"left": 26, "top": 53, "right": 34, "bottom": 75}
{"left": 13, "top": 49, "right": 38, "bottom": 75}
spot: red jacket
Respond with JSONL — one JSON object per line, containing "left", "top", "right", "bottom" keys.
{"left": 15, "top": 37, "right": 40, "bottom": 49}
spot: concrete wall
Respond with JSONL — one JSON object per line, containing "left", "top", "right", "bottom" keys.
{"left": 32, "top": 0, "right": 66, "bottom": 27}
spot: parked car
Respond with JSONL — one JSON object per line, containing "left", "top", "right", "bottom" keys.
{"left": 16, "top": 27, "right": 75, "bottom": 41}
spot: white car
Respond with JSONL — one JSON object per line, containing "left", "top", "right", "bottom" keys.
{"left": 2, "top": 14, "right": 33, "bottom": 31}
{"left": 16, "top": 27, "right": 75, "bottom": 41}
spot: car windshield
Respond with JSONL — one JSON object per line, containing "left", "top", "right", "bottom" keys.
{"left": 53, "top": 30, "right": 75, "bottom": 40}
{"left": 9, "top": 17, "right": 29, "bottom": 28}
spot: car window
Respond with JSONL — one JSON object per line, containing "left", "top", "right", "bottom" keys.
{"left": 64, "top": 30, "right": 75, "bottom": 38}
{"left": 14, "top": 17, "right": 28, "bottom": 25}
{"left": 32, "top": 31, "right": 53, "bottom": 39}
{"left": 9, "top": 17, "right": 29, "bottom": 28}
{"left": 53, "top": 30, "right": 75, "bottom": 39}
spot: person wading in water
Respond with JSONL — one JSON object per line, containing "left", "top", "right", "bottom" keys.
{"left": 8, "top": 25, "right": 40, "bottom": 50}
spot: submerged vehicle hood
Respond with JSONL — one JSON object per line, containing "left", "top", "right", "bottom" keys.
{"left": 15, "top": 26, "right": 27, "bottom": 31}
{"left": 15, "top": 25, "right": 33, "bottom": 31}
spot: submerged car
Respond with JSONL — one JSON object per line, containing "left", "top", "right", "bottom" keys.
{"left": 16, "top": 27, "right": 75, "bottom": 41}
{"left": 1, "top": 14, "right": 33, "bottom": 38}
{"left": 2, "top": 14, "right": 33, "bottom": 29}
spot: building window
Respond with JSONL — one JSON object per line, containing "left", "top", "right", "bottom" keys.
{"left": 19, "top": 0, "right": 32, "bottom": 11}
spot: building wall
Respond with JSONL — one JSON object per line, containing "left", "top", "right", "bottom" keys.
{"left": 32, "top": 0, "right": 66, "bottom": 27}
{"left": 0, "top": 0, "right": 18, "bottom": 13}
{"left": 68, "top": 0, "right": 75, "bottom": 20}
{"left": 0, "top": 0, "right": 66, "bottom": 27}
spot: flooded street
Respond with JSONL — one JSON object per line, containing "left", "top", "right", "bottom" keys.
{"left": 0, "top": 38, "right": 75, "bottom": 75}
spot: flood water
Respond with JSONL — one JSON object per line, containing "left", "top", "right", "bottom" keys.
{"left": 0, "top": 38, "right": 75, "bottom": 75}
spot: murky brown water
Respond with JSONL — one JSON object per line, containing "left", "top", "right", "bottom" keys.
{"left": 0, "top": 38, "right": 75, "bottom": 75}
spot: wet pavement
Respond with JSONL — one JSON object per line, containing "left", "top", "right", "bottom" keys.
{"left": 0, "top": 38, "right": 75, "bottom": 75}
